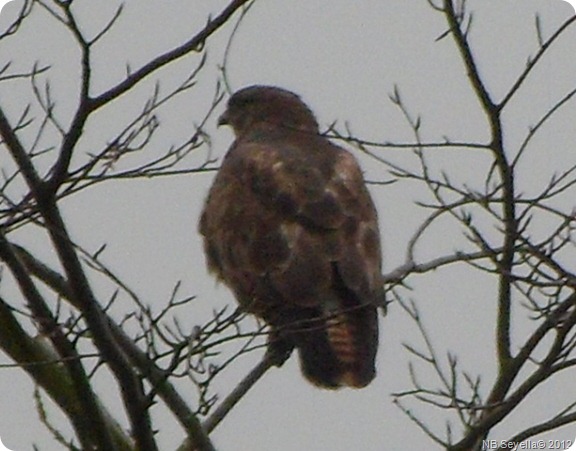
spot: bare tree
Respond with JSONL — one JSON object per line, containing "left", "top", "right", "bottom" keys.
{"left": 329, "top": 2, "right": 576, "bottom": 450}
{"left": 0, "top": 1, "right": 575, "bottom": 451}
{"left": 0, "top": 1, "right": 257, "bottom": 450}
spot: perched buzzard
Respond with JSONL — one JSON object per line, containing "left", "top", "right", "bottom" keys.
{"left": 199, "top": 86, "right": 383, "bottom": 388}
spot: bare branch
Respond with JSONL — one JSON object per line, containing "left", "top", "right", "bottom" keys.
{"left": 89, "top": 0, "right": 254, "bottom": 111}
{"left": 499, "top": 15, "right": 576, "bottom": 110}
{"left": 0, "top": 231, "right": 117, "bottom": 449}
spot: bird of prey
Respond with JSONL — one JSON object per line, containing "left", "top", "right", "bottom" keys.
{"left": 199, "top": 85, "right": 383, "bottom": 388}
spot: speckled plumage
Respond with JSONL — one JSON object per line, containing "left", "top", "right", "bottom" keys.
{"left": 199, "top": 86, "right": 383, "bottom": 388}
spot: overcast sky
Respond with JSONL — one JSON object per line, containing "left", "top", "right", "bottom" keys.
{"left": 0, "top": 1, "right": 575, "bottom": 450}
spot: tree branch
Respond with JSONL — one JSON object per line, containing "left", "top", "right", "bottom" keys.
{"left": 499, "top": 15, "right": 576, "bottom": 110}
{"left": 0, "top": 231, "right": 117, "bottom": 450}
{"left": 444, "top": 0, "right": 515, "bottom": 376}
{"left": 89, "top": 0, "right": 253, "bottom": 111}
{"left": 12, "top": 243, "right": 216, "bottom": 451}
{"left": 0, "top": 294, "right": 133, "bottom": 450}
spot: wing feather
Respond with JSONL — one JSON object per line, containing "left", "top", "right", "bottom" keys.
{"left": 201, "top": 137, "right": 381, "bottom": 292}
{"left": 200, "top": 133, "right": 382, "bottom": 387}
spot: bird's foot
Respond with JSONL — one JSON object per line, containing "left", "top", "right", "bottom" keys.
{"left": 266, "top": 335, "right": 294, "bottom": 367}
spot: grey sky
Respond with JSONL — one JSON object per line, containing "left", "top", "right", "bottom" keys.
{"left": 0, "top": 1, "right": 575, "bottom": 450}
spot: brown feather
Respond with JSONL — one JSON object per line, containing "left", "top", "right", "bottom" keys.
{"left": 199, "top": 85, "right": 383, "bottom": 388}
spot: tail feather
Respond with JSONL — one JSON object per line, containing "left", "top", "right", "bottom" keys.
{"left": 282, "top": 302, "right": 378, "bottom": 389}
{"left": 263, "top": 269, "right": 380, "bottom": 389}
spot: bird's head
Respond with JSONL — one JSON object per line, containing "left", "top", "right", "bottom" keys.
{"left": 218, "top": 85, "right": 319, "bottom": 137}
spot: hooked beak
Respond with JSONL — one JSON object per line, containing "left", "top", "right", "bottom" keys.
{"left": 217, "top": 110, "right": 229, "bottom": 127}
